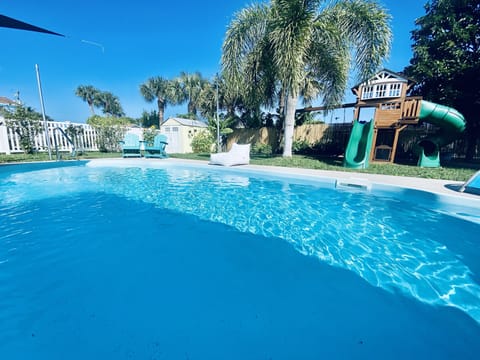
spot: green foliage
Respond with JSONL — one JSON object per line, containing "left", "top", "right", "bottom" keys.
{"left": 76, "top": 85, "right": 125, "bottom": 117}
{"left": 404, "top": 0, "right": 480, "bottom": 159}
{"left": 140, "top": 76, "right": 178, "bottom": 127}
{"left": 4, "top": 105, "right": 44, "bottom": 154}
{"left": 176, "top": 113, "right": 199, "bottom": 120}
{"left": 139, "top": 110, "right": 158, "bottom": 128}
{"left": 251, "top": 142, "right": 273, "bottom": 156}
{"left": 222, "top": 0, "right": 392, "bottom": 156}
{"left": 292, "top": 140, "right": 311, "bottom": 154}
{"left": 190, "top": 131, "right": 214, "bottom": 153}
{"left": 65, "top": 124, "right": 85, "bottom": 153}
{"left": 87, "top": 115, "right": 130, "bottom": 152}
{"left": 143, "top": 126, "right": 157, "bottom": 146}
{"left": 206, "top": 115, "right": 235, "bottom": 151}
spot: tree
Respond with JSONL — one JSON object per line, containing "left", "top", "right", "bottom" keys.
{"left": 4, "top": 104, "right": 44, "bottom": 154}
{"left": 96, "top": 91, "right": 125, "bottom": 117}
{"left": 75, "top": 86, "right": 124, "bottom": 118}
{"left": 222, "top": 0, "right": 391, "bottom": 156}
{"left": 75, "top": 85, "right": 100, "bottom": 116}
{"left": 87, "top": 115, "right": 130, "bottom": 152}
{"left": 176, "top": 71, "right": 208, "bottom": 116}
{"left": 404, "top": 0, "right": 480, "bottom": 160}
{"left": 140, "top": 77, "right": 177, "bottom": 128}
{"left": 139, "top": 110, "right": 159, "bottom": 128}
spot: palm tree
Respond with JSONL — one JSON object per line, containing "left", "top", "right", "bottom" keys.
{"left": 140, "top": 77, "right": 176, "bottom": 128}
{"left": 75, "top": 85, "right": 100, "bottom": 116}
{"left": 222, "top": 0, "right": 392, "bottom": 156}
{"left": 177, "top": 71, "right": 208, "bottom": 116}
{"left": 96, "top": 91, "right": 124, "bottom": 117}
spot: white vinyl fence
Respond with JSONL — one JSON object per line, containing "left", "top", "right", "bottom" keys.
{"left": 0, "top": 120, "right": 99, "bottom": 154}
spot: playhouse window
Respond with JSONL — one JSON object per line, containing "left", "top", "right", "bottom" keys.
{"left": 389, "top": 83, "right": 402, "bottom": 97}
{"left": 362, "top": 86, "right": 374, "bottom": 99}
{"left": 375, "top": 84, "right": 387, "bottom": 97}
{"left": 361, "top": 83, "right": 403, "bottom": 100}
{"left": 380, "top": 102, "right": 401, "bottom": 110}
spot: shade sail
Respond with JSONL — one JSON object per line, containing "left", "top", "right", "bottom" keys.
{"left": 0, "top": 14, "right": 64, "bottom": 37}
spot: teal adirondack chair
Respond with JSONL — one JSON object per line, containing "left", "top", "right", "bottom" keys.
{"left": 119, "top": 133, "right": 142, "bottom": 158}
{"left": 144, "top": 134, "right": 168, "bottom": 158}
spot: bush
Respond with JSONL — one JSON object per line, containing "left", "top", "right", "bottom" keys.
{"left": 87, "top": 115, "right": 130, "bottom": 152}
{"left": 143, "top": 126, "right": 157, "bottom": 146}
{"left": 191, "top": 131, "right": 214, "bottom": 153}
{"left": 292, "top": 140, "right": 311, "bottom": 154}
{"left": 4, "top": 105, "right": 44, "bottom": 154}
{"left": 252, "top": 142, "right": 273, "bottom": 156}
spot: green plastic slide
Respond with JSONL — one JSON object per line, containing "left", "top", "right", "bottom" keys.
{"left": 343, "top": 119, "right": 375, "bottom": 169}
{"left": 417, "top": 100, "right": 466, "bottom": 167}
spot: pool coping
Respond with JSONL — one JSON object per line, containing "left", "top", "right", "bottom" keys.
{"left": 86, "top": 157, "right": 480, "bottom": 201}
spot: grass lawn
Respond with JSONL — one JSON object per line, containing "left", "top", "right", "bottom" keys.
{"left": 170, "top": 153, "right": 479, "bottom": 182}
{"left": 1, "top": 151, "right": 478, "bottom": 182}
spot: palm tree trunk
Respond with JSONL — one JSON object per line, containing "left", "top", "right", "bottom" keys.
{"left": 278, "top": 88, "right": 285, "bottom": 121}
{"left": 188, "top": 102, "right": 196, "bottom": 115}
{"left": 87, "top": 101, "right": 95, "bottom": 116}
{"left": 157, "top": 99, "right": 165, "bottom": 129}
{"left": 282, "top": 91, "right": 298, "bottom": 157}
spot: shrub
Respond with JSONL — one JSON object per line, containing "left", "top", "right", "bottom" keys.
{"left": 292, "top": 140, "right": 311, "bottom": 154}
{"left": 4, "top": 105, "right": 44, "bottom": 154}
{"left": 143, "top": 126, "right": 157, "bottom": 146}
{"left": 252, "top": 142, "right": 273, "bottom": 155}
{"left": 191, "top": 131, "right": 214, "bottom": 153}
{"left": 87, "top": 115, "right": 130, "bottom": 152}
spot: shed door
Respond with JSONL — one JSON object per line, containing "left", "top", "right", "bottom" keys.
{"left": 163, "top": 126, "right": 181, "bottom": 153}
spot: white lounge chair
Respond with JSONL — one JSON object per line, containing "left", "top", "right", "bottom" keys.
{"left": 209, "top": 143, "right": 251, "bottom": 166}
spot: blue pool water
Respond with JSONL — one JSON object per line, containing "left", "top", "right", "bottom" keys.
{"left": 0, "top": 161, "right": 479, "bottom": 359}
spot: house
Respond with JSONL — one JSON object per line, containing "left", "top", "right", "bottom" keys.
{"left": 161, "top": 117, "right": 209, "bottom": 153}
{"left": 0, "top": 96, "right": 19, "bottom": 116}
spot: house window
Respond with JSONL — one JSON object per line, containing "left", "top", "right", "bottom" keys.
{"left": 172, "top": 127, "right": 179, "bottom": 132}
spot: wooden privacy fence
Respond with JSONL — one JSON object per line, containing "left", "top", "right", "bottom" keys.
{"left": 227, "top": 123, "right": 352, "bottom": 155}
{"left": 227, "top": 123, "right": 477, "bottom": 160}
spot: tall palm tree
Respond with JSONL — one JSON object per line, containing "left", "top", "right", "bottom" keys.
{"left": 222, "top": 0, "right": 392, "bottom": 156}
{"left": 177, "top": 71, "right": 208, "bottom": 116}
{"left": 75, "top": 85, "right": 100, "bottom": 116}
{"left": 96, "top": 91, "right": 124, "bottom": 117}
{"left": 140, "top": 77, "right": 176, "bottom": 128}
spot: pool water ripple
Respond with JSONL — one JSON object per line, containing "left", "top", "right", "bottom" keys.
{"left": 94, "top": 166, "right": 480, "bottom": 322}
{"left": 1, "top": 163, "right": 480, "bottom": 358}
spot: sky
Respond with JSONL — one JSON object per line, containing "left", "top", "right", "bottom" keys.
{"left": 0, "top": 0, "right": 427, "bottom": 124}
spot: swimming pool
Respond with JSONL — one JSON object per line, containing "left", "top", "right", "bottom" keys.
{"left": 1, "top": 159, "right": 479, "bottom": 359}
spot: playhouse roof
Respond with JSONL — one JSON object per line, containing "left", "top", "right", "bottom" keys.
{"left": 351, "top": 69, "right": 416, "bottom": 93}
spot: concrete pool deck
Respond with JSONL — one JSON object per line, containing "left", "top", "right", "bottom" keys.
{"left": 88, "top": 157, "right": 480, "bottom": 202}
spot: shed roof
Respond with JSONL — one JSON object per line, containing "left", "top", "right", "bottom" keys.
{"left": 163, "top": 117, "right": 208, "bottom": 128}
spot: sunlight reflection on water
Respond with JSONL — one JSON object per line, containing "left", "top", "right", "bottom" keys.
{"left": 2, "top": 164, "right": 480, "bottom": 324}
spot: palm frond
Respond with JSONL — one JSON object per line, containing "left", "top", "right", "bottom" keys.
{"left": 324, "top": 0, "right": 392, "bottom": 82}
{"left": 221, "top": 4, "right": 270, "bottom": 90}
